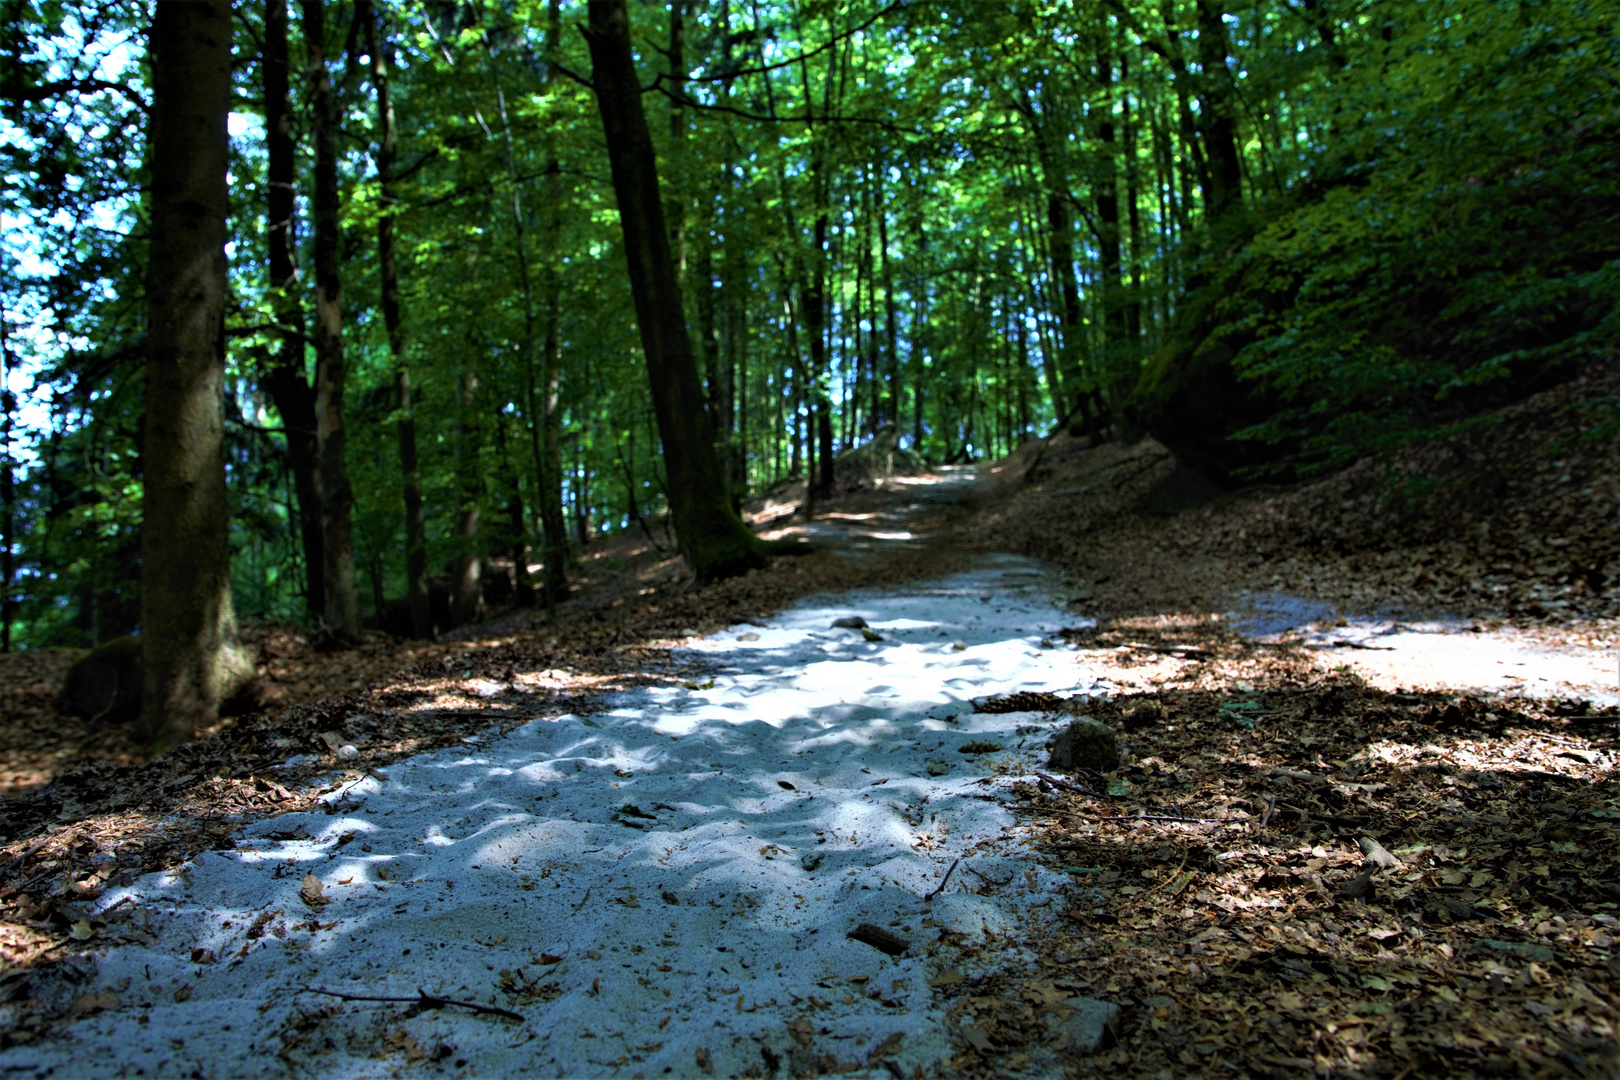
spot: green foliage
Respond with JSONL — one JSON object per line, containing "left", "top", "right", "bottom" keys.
{"left": 1223, "top": 0, "right": 1620, "bottom": 473}
{"left": 2, "top": 0, "right": 1613, "bottom": 646}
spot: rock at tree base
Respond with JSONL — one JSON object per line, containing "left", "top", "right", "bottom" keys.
{"left": 55, "top": 636, "right": 143, "bottom": 723}
{"left": 55, "top": 635, "right": 260, "bottom": 725}
{"left": 1048, "top": 716, "right": 1119, "bottom": 772}
{"left": 1045, "top": 997, "right": 1121, "bottom": 1054}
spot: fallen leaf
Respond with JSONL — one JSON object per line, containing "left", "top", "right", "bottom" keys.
{"left": 300, "top": 874, "right": 328, "bottom": 911}
{"left": 68, "top": 991, "right": 120, "bottom": 1019}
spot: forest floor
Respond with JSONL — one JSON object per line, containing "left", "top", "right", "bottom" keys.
{"left": 0, "top": 369, "right": 1616, "bottom": 1078}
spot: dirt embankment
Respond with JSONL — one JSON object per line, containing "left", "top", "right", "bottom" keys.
{"left": 974, "top": 365, "right": 1620, "bottom": 631}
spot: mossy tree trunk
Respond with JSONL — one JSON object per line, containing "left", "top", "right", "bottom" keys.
{"left": 140, "top": 0, "right": 236, "bottom": 748}
{"left": 582, "top": 0, "right": 765, "bottom": 583}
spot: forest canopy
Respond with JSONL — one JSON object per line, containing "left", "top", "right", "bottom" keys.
{"left": 1, "top": 0, "right": 1615, "bottom": 651}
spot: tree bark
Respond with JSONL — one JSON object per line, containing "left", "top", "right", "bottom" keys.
{"left": 360, "top": 0, "right": 430, "bottom": 638}
{"left": 301, "top": 0, "right": 360, "bottom": 643}
{"left": 537, "top": 300, "right": 568, "bottom": 600}
{"left": 260, "top": 0, "right": 325, "bottom": 623}
{"left": 452, "top": 368, "right": 483, "bottom": 627}
{"left": 1, "top": 267, "right": 14, "bottom": 651}
{"left": 1193, "top": 0, "right": 1244, "bottom": 220}
{"left": 494, "top": 413, "right": 535, "bottom": 606}
{"left": 534, "top": 0, "right": 569, "bottom": 608}
{"left": 1093, "top": 46, "right": 1129, "bottom": 377}
{"left": 140, "top": 0, "right": 241, "bottom": 747}
{"left": 808, "top": 213, "right": 834, "bottom": 497}
{"left": 582, "top": 0, "right": 765, "bottom": 582}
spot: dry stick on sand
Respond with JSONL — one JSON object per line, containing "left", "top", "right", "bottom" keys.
{"left": 300, "top": 986, "right": 525, "bottom": 1022}
{"left": 924, "top": 858, "right": 961, "bottom": 900}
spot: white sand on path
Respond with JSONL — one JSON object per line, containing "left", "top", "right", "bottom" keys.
{"left": 1230, "top": 591, "right": 1620, "bottom": 705}
{"left": 4, "top": 553, "right": 1110, "bottom": 1079}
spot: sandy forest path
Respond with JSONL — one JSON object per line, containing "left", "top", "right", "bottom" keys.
{"left": 1, "top": 467, "right": 1116, "bottom": 1079}
{"left": 2, "top": 445, "right": 1618, "bottom": 1079}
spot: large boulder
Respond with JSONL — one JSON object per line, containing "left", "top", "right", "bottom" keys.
{"left": 1124, "top": 246, "right": 1285, "bottom": 486}
{"left": 55, "top": 635, "right": 259, "bottom": 725}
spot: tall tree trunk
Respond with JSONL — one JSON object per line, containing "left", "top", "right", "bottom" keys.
{"left": 721, "top": 190, "right": 746, "bottom": 508}
{"left": 1120, "top": 48, "right": 1145, "bottom": 345}
{"left": 301, "top": 0, "right": 359, "bottom": 643}
{"left": 1093, "top": 47, "right": 1129, "bottom": 384}
{"left": 360, "top": 0, "right": 430, "bottom": 639}
{"left": 260, "top": 0, "right": 325, "bottom": 623}
{"left": 1045, "top": 191, "right": 1085, "bottom": 404}
{"left": 141, "top": 0, "right": 241, "bottom": 747}
{"left": 572, "top": 446, "right": 592, "bottom": 548}
{"left": 534, "top": 0, "right": 570, "bottom": 608}
{"left": 451, "top": 368, "right": 483, "bottom": 627}
{"left": 808, "top": 212, "right": 834, "bottom": 496}
{"left": 877, "top": 160, "right": 898, "bottom": 431}
{"left": 495, "top": 414, "right": 534, "bottom": 606}
{"left": 1193, "top": 0, "right": 1244, "bottom": 219}
{"left": 911, "top": 217, "right": 928, "bottom": 452}
{"left": 1, "top": 260, "right": 15, "bottom": 650}
{"left": 582, "top": 0, "right": 765, "bottom": 582}
{"left": 537, "top": 303, "right": 568, "bottom": 599}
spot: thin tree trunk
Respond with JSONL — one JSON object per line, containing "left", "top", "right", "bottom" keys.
{"left": 141, "top": 0, "right": 239, "bottom": 746}
{"left": 495, "top": 414, "right": 534, "bottom": 605}
{"left": 1, "top": 253, "right": 15, "bottom": 650}
{"left": 573, "top": 447, "right": 592, "bottom": 548}
{"left": 1093, "top": 46, "right": 1129, "bottom": 384}
{"left": 537, "top": 304, "right": 568, "bottom": 600}
{"left": 877, "top": 159, "right": 898, "bottom": 432}
{"left": 532, "top": 0, "right": 569, "bottom": 609}
{"left": 1193, "top": 0, "right": 1244, "bottom": 219}
{"left": 911, "top": 216, "right": 927, "bottom": 452}
{"left": 451, "top": 367, "right": 483, "bottom": 627}
{"left": 1120, "top": 47, "right": 1145, "bottom": 345}
{"left": 582, "top": 0, "right": 765, "bottom": 582}
{"left": 808, "top": 211, "right": 834, "bottom": 496}
{"left": 301, "top": 0, "right": 359, "bottom": 644}
{"left": 360, "top": 0, "right": 431, "bottom": 638}
{"left": 260, "top": 0, "right": 325, "bottom": 623}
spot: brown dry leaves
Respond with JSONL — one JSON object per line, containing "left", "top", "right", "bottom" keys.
{"left": 954, "top": 674, "right": 1619, "bottom": 1078}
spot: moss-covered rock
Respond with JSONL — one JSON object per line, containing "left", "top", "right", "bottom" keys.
{"left": 1048, "top": 715, "right": 1120, "bottom": 773}
{"left": 1125, "top": 218, "right": 1289, "bottom": 485}
{"left": 55, "top": 636, "right": 144, "bottom": 723}
{"left": 55, "top": 635, "right": 259, "bottom": 726}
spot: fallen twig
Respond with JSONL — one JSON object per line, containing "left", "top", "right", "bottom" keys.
{"left": 299, "top": 986, "right": 524, "bottom": 1022}
{"left": 925, "top": 858, "right": 960, "bottom": 900}
{"left": 1274, "top": 803, "right": 1371, "bottom": 826}
{"left": 1084, "top": 812, "right": 1235, "bottom": 824}
{"left": 1125, "top": 641, "right": 1212, "bottom": 660}
{"left": 1261, "top": 795, "right": 1278, "bottom": 828}
{"left": 1270, "top": 769, "right": 1387, "bottom": 793}
{"left": 1034, "top": 772, "right": 1105, "bottom": 798}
